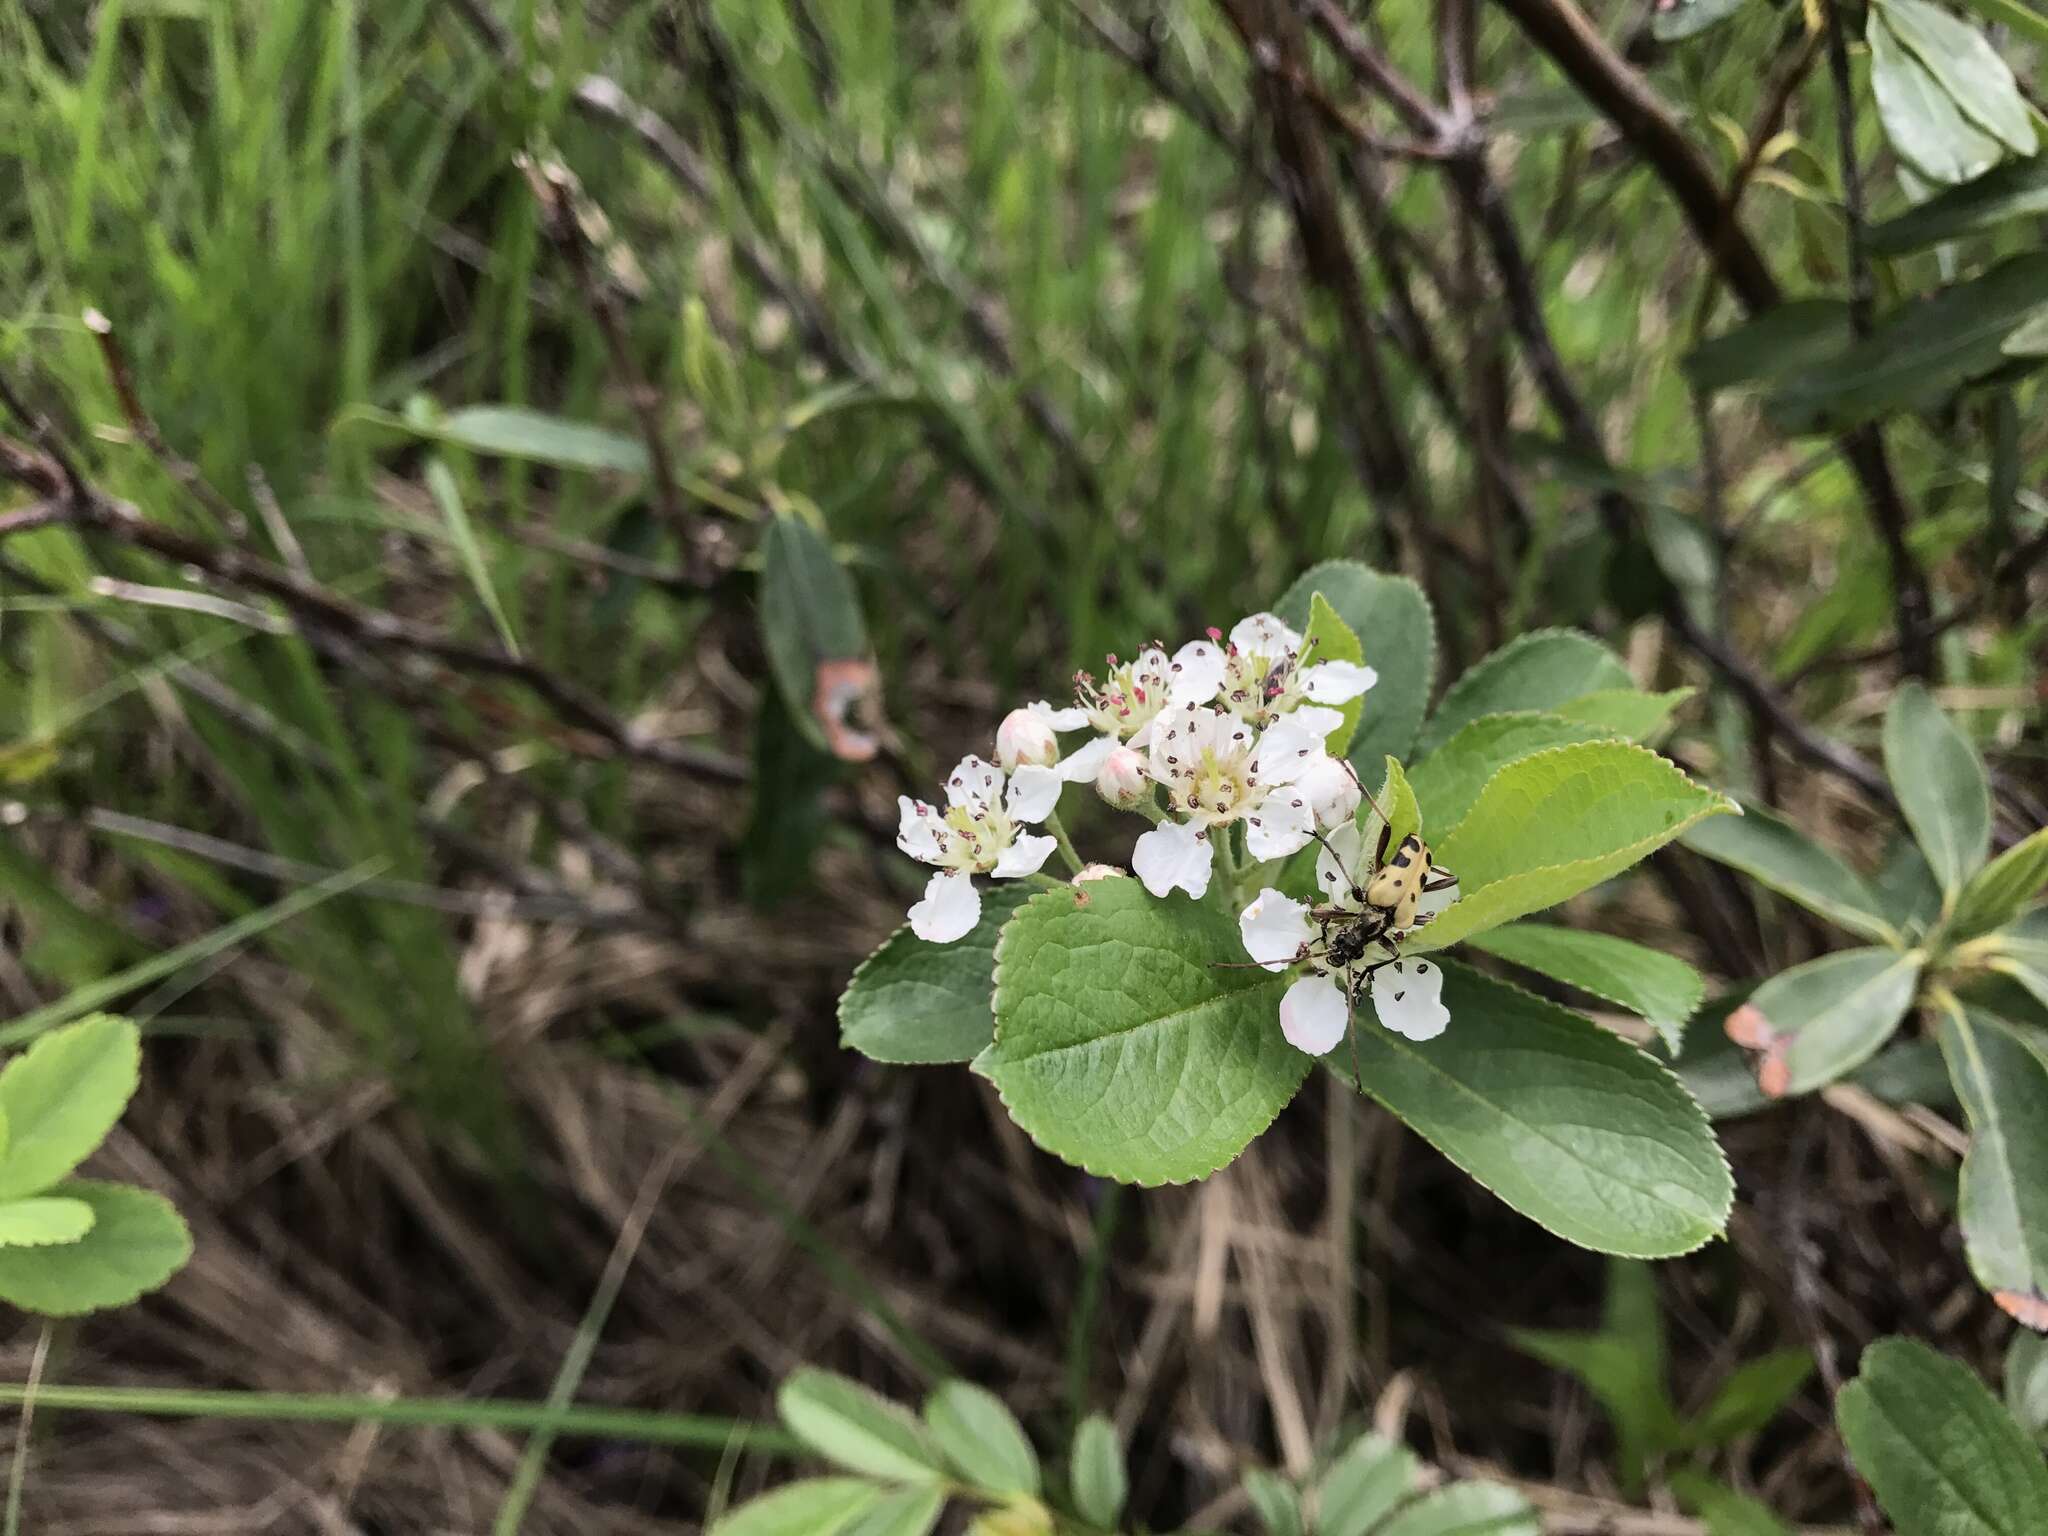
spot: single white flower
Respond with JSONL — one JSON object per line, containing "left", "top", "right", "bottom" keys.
{"left": 1214, "top": 611, "right": 1378, "bottom": 737}
{"left": 996, "top": 707, "right": 1060, "bottom": 770}
{"left": 1040, "top": 639, "right": 1229, "bottom": 784}
{"left": 896, "top": 754, "right": 1062, "bottom": 942}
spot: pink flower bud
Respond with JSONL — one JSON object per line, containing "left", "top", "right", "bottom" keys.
{"left": 995, "top": 708, "right": 1059, "bottom": 771}
{"left": 1095, "top": 744, "right": 1151, "bottom": 810}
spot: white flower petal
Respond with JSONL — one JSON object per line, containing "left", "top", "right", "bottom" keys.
{"left": 1297, "top": 755, "right": 1362, "bottom": 829}
{"left": 1029, "top": 699, "right": 1090, "bottom": 731}
{"left": 896, "top": 795, "right": 946, "bottom": 863}
{"left": 993, "top": 832, "right": 1058, "bottom": 878}
{"left": 1005, "top": 764, "right": 1063, "bottom": 823}
{"left": 908, "top": 870, "right": 981, "bottom": 943}
{"left": 1289, "top": 705, "right": 1346, "bottom": 742}
{"left": 1239, "top": 888, "right": 1314, "bottom": 971}
{"left": 1229, "top": 612, "right": 1304, "bottom": 657}
{"left": 945, "top": 754, "right": 1004, "bottom": 811}
{"left": 1301, "top": 660, "right": 1379, "bottom": 704}
{"left": 1316, "top": 820, "right": 1368, "bottom": 907}
{"left": 1130, "top": 820, "right": 1213, "bottom": 899}
{"left": 1371, "top": 959, "right": 1449, "bottom": 1041}
{"left": 1411, "top": 874, "right": 1460, "bottom": 926}
{"left": 1168, "top": 639, "right": 1227, "bottom": 705}
{"left": 1250, "top": 719, "right": 1324, "bottom": 785}
{"left": 1279, "top": 973, "right": 1351, "bottom": 1055}
{"left": 1056, "top": 734, "right": 1118, "bottom": 784}
{"left": 1245, "top": 791, "right": 1314, "bottom": 860}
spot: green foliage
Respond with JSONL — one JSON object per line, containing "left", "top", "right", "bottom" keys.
{"left": 1884, "top": 681, "right": 1993, "bottom": 898}
{"left": 1939, "top": 1008, "right": 2048, "bottom": 1322}
{"left": 1838, "top": 1338, "right": 2048, "bottom": 1536}
{"left": 1950, "top": 829, "right": 2048, "bottom": 941}
{"left": 0, "top": 1196, "right": 96, "bottom": 1248}
{"left": 1742, "top": 948, "right": 1925, "bottom": 1095}
{"left": 1312, "top": 1435, "right": 1419, "bottom": 1536}
{"left": 840, "top": 887, "right": 1032, "bottom": 1065}
{"left": 1682, "top": 302, "right": 1854, "bottom": 395}
{"left": 1302, "top": 594, "right": 1367, "bottom": 759}
{"left": 1068, "top": 1414, "right": 1127, "bottom": 1529}
{"left": 1869, "top": 157, "right": 2048, "bottom": 254}
{"left": 1274, "top": 563, "right": 1433, "bottom": 771}
{"left": 777, "top": 1371, "right": 948, "bottom": 1484}
{"left": 760, "top": 511, "right": 877, "bottom": 758}
{"left": 0, "top": 1181, "right": 192, "bottom": 1316}
{"left": 2008, "top": 1331, "right": 2048, "bottom": 1439}
{"left": 0, "top": 1012, "right": 139, "bottom": 1199}
{"left": 1412, "top": 631, "right": 1631, "bottom": 761}
{"left": 1681, "top": 803, "right": 1900, "bottom": 945}
{"left": 1408, "top": 714, "right": 1618, "bottom": 838}
{"left": 1249, "top": 1429, "right": 1536, "bottom": 1536}
{"left": 1465, "top": 921, "right": 1705, "bottom": 1052}
{"left": 1872, "top": 0, "right": 2036, "bottom": 173}
{"left": 711, "top": 1480, "right": 883, "bottom": 1536}
{"left": 1651, "top": 0, "right": 1751, "bottom": 42}
{"left": 923, "top": 1382, "right": 1040, "bottom": 1499}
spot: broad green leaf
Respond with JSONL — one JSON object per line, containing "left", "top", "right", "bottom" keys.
{"left": 1853, "top": 1038, "right": 1960, "bottom": 1109}
{"left": 1069, "top": 1415, "right": 1127, "bottom": 1529}
{"left": 1838, "top": 1337, "right": 2048, "bottom": 1535}
{"left": 922, "top": 1381, "right": 1039, "bottom": 1498}
{"left": 1740, "top": 949, "right": 1924, "bottom": 1095}
{"left": 1466, "top": 922, "right": 1704, "bottom": 1052}
{"left": 1950, "top": 829, "right": 2048, "bottom": 941}
{"left": 979, "top": 880, "right": 1311, "bottom": 1186}
{"left": 1653, "top": 0, "right": 1749, "bottom": 41}
{"left": 1382, "top": 756, "right": 1422, "bottom": 851}
{"left": 1869, "top": 8, "right": 2006, "bottom": 184}
{"left": 1301, "top": 593, "right": 1367, "bottom": 759}
{"left": 1244, "top": 1468, "right": 1304, "bottom": 1536}
{"left": 0, "top": 1181, "right": 191, "bottom": 1315}
{"left": 1884, "top": 681, "right": 1992, "bottom": 896}
{"left": 1682, "top": 301, "right": 1853, "bottom": 393}
{"left": 1411, "top": 744, "right": 1735, "bottom": 953}
{"left": 1668, "top": 1471, "right": 1793, "bottom": 1536}
{"left": 2007, "top": 1331, "right": 2048, "bottom": 1438}
{"left": 1673, "top": 995, "right": 1772, "bottom": 1120}
{"left": 777, "top": 1370, "right": 946, "bottom": 1482}
{"left": 840, "top": 887, "right": 1032, "bottom": 1064}
{"left": 1877, "top": 833, "right": 1949, "bottom": 935}
{"left": 1681, "top": 804, "right": 1900, "bottom": 945}
{"left": 1990, "top": 912, "right": 2048, "bottom": 1016}
{"left": 840, "top": 1485, "right": 943, "bottom": 1536}
{"left": 1275, "top": 562, "right": 1435, "bottom": 769}
{"left": 1350, "top": 963, "right": 1732, "bottom": 1257}
{"left": 760, "top": 514, "right": 877, "bottom": 761}
{"left": 1415, "top": 630, "right": 1632, "bottom": 760}
{"left": 0, "top": 1196, "right": 95, "bottom": 1248}
{"left": 1681, "top": 1351, "right": 1814, "bottom": 1448}
{"left": 710, "top": 1480, "right": 883, "bottom": 1536}
{"left": 1768, "top": 255, "right": 2048, "bottom": 434}
{"left": 1552, "top": 688, "right": 1693, "bottom": 741}
{"left": 1876, "top": 0, "right": 2036, "bottom": 157}
{"left": 1377, "top": 1482, "right": 1539, "bottom": 1536}
{"left": 0, "top": 1014, "right": 141, "bottom": 1201}
{"left": 1511, "top": 1260, "right": 1673, "bottom": 1493}
{"left": 2004, "top": 308, "right": 2048, "bottom": 356}
{"left": 1313, "top": 1433, "right": 1418, "bottom": 1536}
{"left": 1939, "top": 1009, "right": 2048, "bottom": 1326}
{"left": 1870, "top": 157, "right": 2048, "bottom": 254}
{"left": 1408, "top": 713, "right": 1618, "bottom": 840}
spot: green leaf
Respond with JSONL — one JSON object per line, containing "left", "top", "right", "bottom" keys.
{"left": 0, "top": 1014, "right": 141, "bottom": 1201}
{"left": 1673, "top": 995, "right": 1773, "bottom": 1120}
{"left": 1939, "top": 1009, "right": 2048, "bottom": 1326}
{"left": 1302, "top": 593, "right": 1367, "bottom": 759}
{"left": 840, "top": 887, "right": 1031, "bottom": 1065}
{"left": 335, "top": 402, "right": 651, "bottom": 473}
{"left": 1552, "top": 688, "right": 1693, "bottom": 741}
{"left": 1870, "top": 157, "right": 2048, "bottom": 254}
{"left": 1510, "top": 1260, "right": 1674, "bottom": 1494}
{"left": 1382, "top": 756, "right": 1423, "bottom": 851}
{"left": 1377, "top": 1482, "right": 1539, "bottom": 1536}
{"left": 1767, "top": 255, "right": 2048, "bottom": 434}
{"left": 760, "top": 513, "right": 877, "bottom": 760}
{"left": 1950, "top": 829, "right": 2048, "bottom": 942}
{"left": 1681, "top": 1351, "right": 1815, "bottom": 1448}
{"left": 1313, "top": 1433, "right": 1418, "bottom": 1536}
{"left": 1885, "top": 681, "right": 1992, "bottom": 897}
{"left": 1275, "top": 562, "right": 1435, "bottom": 770}
{"left": 1869, "top": 7, "right": 2008, "bottom": 184}
{"left": 840, "top": 1485, "right": 944, "bottom": 1536}
{"left": 1668, "top": 1471, "right": 1793, "bottom": 1536}
{"left": 0, "top": 1181, "right": 191, "bottom": 1315}
{"left": 922, "top": 1381, "right": 1039, "bottom": 1498}
{"left": 1069, "top": 1414, "right": 1127, "bottom": 1529}
{"left": 1653, "top": 0, "right": 1750, "bottom": 41}
{"left": 777, "top": 1370, "right": 946, "bottom": 1483}
{"left": 1875, "top": 0, "right": 2037, "bottom": 157}
{"left": 1682, "top": 300, "right": 1854, "bottom": 393}
{"left": 0, "top": 1196, "right": 95, "bottom": 1248}
{"left": 710, "top": 1480, "right": 884, "bottom": 1536}
{"left": 414, "top": 400, "right": 522, "bottom": 660}
{"left": 1415, "top": 631, "right": 1632, "bottom": 761}
{"left": 1739, "top": 949, "right": 1924, "bottom": 1096}
{"left": 1681, "top": 803, "right": 1900, "bottom": 945}
{"left": 1838, "top": 1337, "right": 2048, "bottom": 1535}
{"left": 1410, "top": 743, "right": 1736, "bottom": 953}
{"left": 1465, "top": 922, "right": 1704, "bottom": 1053}
{"left": 1244, "top": 1468, "right": 1304, "bottom": 1536}
{"left": 979, "top": 880, "right": 1311, "bottom": 1186}
{"left": 1350, "top": 963, "right": 1732, "bottom": 1258}
{"left": 2006, "top": 1330, "right": 2048, "bottom": 1438}
{"left": 1408, "top": 713, "right": 1619, "bottom": 840}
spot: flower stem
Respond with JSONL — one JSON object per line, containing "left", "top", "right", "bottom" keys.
{"left": 1045, "top": 810, "right": 1085, "bottom": 876}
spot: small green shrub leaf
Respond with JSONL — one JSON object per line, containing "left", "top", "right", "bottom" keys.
{"left": 1409, "top": 744, "right": 1735, "bottom": 952}
{"left": 840, "top": 1485, "right": 944, "bottom": 1536}
{"left": 1552, "top": 688, "right": 1693, "bottom": 741}
{"left": 1415, "top": 630, "right": 1632, "bottom": 760}
{"left": 1465, "top": 922, "right": 1704, "bottom": 1053}
{"left": 1682, "top": 301, "right": 1853, "bottom": 393}
{"left": 1741, "top": 949, "right": 1924, "bottom": 1096}
{"left": 1244, "top": 1468, "right": 1304, "bottom": 1536}
{"left": 0, "top": 1014, "right": 142, "bottom": 1201}
{"left": 760, "top": 513, "right": 879, "bottom": 761}
{"left": 1939, "top": 1009, "right": 2048, "bottom": 1328}
{"left": 2006, "top": 1330, "right": 2048, "bottom": 1438}
{"left": 1377, "top": 1482, "right": 1539, "bottom": 1536}
{"left": 840, "top": 886, "right": 1032, "bottom": 1064}
{"left": 1349, "top": 963, "right": 1732, "bottom": 1257}
{"left": 1408, "top": 713, "right": 1618, "bottom": 839}
{"left": 1875, "top": 0, "right": 2036, "bottom": 157}
{"left": 1885, "top": 682, "right": 1992, "bottom": 897}
{"left": 1668, "top": 1470, "right": 1793, "bottom": 1536}
{"left": 1301, "top": 592, "right": 1367, "bottom": 759}
{"left": 0, "top": 1181, "right": 191, "bottom": 1315}
{"left": 1069, "top": 1414, "right": 1127, "bottom": 1529}
{"left": 1870, "top": 157, "right": 2048, "bottom": 254}
{"left": 0, "top": 1196, "right": 95, "bottom": 1248}
{"left": 1868, "top": 7, "right": 2007, "bottom": 184}
{"left": 1838, "top": 1337, "right": 2048, "bottom": 1535}
{"left": 709, "top": 1480, "right": 883, "bottom": 1536}
{"left": 1950, "top": 829, "right": 2048, "bottom": 942}
{"left": 1275, "top": 562, "right": 1435, "bottom": 769}
{"left": 1313, "top": 1433, "right": 1418, "bottom": 1536}
{"left": 1681, "top": 1350, "right": 1815, "bottom": 1448}
{"left": 1511, "top": 1260, "right": 1674, "bottom": 1493}
{"left": 338, "top": 402, "right": 651, "bottom": 473}
{"left": 1681, "top": 804, "right": 1900, "bottom": 944}
{"left": 922, "top": 1381, "right": 1039, "bottom": 1498}
{"left": 777, "top": 1370, "right": 947, "bottom": 1482}
{"left": 980, "top": 880, "right": 1310, "bottom": 1186}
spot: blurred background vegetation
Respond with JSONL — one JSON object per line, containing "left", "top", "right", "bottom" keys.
{"left": 0, "top": 0, "right": 2043, "bottom": 1530}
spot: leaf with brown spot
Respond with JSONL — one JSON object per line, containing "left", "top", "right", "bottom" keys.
{"left": 1994, "top": 1290, "right": 2048, "bottom": 1332}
